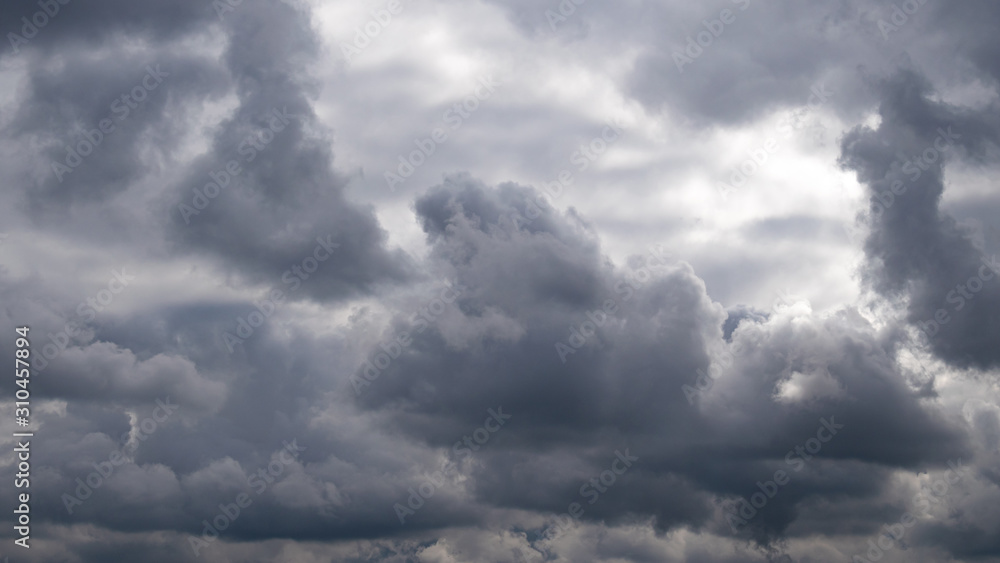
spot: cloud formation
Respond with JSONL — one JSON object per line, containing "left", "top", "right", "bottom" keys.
{"left": 1, "top": 0, "right": 999, "bottom": 561}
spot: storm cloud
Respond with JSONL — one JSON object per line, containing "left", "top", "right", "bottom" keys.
{"left": 1, "top": 0, "right": 999, "bottom": 562}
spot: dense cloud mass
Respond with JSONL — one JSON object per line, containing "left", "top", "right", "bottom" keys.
{"left": 839, "top": 69, "right": 1000, "bottom": 368}
{"left": 0, "top": 0, "right": 999, "bottom": 561}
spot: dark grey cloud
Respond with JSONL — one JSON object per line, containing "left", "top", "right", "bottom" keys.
{"left": 1, "top": 0, "right": 209, "bottom": 53}
{"left": 839, "top": 68, "right": 1000, "bottom": 368}
{"left": 3, "top": 0, "right": 414, "bottom": 302}
{"left": 2, "top": 0, "right": 1000, "bottom": 561}
{"left": 352, "top": 177, "right": 971, "bottom": 548}
{"left": 1, "top": 170, "right": 977, "bottom": 561}
{"left": 159, "top": 1, "right": 415, "bottom": 301}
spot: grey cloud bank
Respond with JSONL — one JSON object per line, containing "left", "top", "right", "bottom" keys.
{"left": 1, "top": 0, "right": 999, "bottom": 561}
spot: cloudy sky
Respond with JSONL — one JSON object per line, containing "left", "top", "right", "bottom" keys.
{"left": 1, "top": 0, "right": 1000, "bottom": 561}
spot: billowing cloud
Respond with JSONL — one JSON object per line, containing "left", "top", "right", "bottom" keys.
{"left": 1, "top": 0, "right": 999, "bottom": 561}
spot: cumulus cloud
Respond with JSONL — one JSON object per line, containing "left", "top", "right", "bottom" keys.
{"left": 1, "top": 0, "right": 999, "bottom": 561}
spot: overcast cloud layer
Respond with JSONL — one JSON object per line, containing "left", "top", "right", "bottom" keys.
{"left": 1, "top": 0, "right": 999, "bottom": 561}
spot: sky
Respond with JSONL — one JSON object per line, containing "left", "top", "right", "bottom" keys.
{"left": 1, "top": 0, "right": 999, "bottom": 561}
